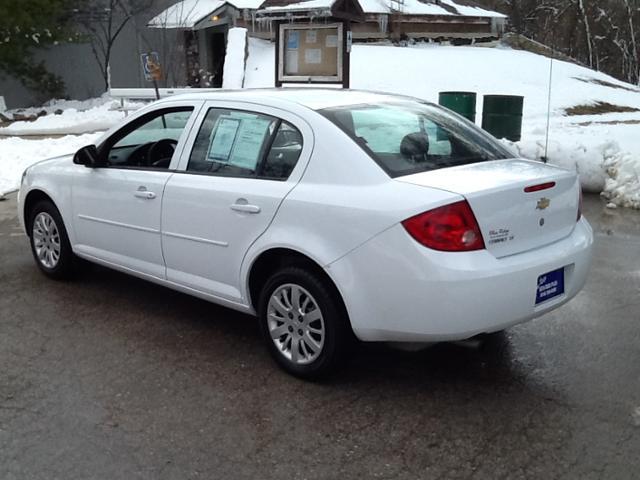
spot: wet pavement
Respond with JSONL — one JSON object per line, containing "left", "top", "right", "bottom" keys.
{"left": 0, "top": 192, "right": 639, "bottom": 479}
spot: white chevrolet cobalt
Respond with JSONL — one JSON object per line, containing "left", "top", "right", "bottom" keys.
{"left": 18, "top": 89, "right": 593, "bottom": 378}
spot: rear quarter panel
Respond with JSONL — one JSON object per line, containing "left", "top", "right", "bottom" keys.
{"left": 239, "top": 114, "right": 462, "bottom": 305}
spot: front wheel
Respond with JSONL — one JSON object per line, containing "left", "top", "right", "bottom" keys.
{"left": 28, "top": 200, "right": 76, "bottom": 280}
{"left": 258, "top": 266, "right": 352, "bottom": 379}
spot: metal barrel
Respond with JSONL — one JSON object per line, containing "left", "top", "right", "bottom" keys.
{"left": 438, "top": 91, "right": 477, "bottom": 123}
{"left": 481, "top": 95, "right": 524, "bottom": 142}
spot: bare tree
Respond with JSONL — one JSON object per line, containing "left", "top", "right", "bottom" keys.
{"left": 75, "top": 0, "right": 154, "bottom": 90}
{"left": 577, "top": 0, "right": 595, "bottom": 67}
{"left": 475, "top": 0, "right": 640, "bottom": 85}
{"left": 622, "top": 0, "right": 639, "bottom": 84}
{"left": 145, "top": 0, "right": 199, "bottom": 87}
{"left": 145, "top": 1, "right": 222, "bottom": 88}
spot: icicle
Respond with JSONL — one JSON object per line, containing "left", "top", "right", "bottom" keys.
{"left": 377, "top": 14, "right": 388, "bottom": 33}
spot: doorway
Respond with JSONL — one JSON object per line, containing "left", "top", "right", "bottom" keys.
{"left": 209, "top": 32, "right": 226, "bottom": 88}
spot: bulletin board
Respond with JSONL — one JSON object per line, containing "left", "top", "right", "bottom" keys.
{"left": 276, "top": 23, "right": 348, "bottom": 86}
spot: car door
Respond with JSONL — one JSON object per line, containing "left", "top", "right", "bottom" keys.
{"left": 161, "top": 101, "right": 313, "bottom": 302}
{"left": 72, "top": 103, "right": 201, "bottom": 278}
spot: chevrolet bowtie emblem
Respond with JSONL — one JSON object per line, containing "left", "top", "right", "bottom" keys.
{"left": 536, "top": 197, "right": 551, "bottom": 210}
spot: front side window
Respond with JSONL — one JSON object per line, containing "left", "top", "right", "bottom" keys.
{"left": 188, "top": 108, "right": 303, "bottom": 180}
{"left": 321, "top": 101, "right": 512, "bottom": 178}
{"left": 103, "top": 108, "right": 194, "bottom": 169}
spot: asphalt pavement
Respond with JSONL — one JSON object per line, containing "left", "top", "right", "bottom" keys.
{"left": 1, "top": 192, "right": 639, "bottom": 480}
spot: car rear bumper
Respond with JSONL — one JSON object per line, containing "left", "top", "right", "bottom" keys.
{"left": 327, "top": 217, "right": 594, "bottom": 342}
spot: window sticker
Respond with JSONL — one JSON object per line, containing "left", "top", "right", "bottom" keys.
{"left": 208, "top": 117, "right": 240, "bottom": 162}
{"left": 227, "top": 117, "right": 272, "bottom": 170}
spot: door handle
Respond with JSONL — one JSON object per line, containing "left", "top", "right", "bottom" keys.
{"left": 134, "top": 187, "right": 156, "bottom": 200}
{"left": 230, "top": 203, "right": 261, "bottom": 214}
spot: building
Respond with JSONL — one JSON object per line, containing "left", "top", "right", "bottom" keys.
{"left": 0, "top": 0, "right": 505, "bottom": 108}
{"left": 147, "top": 0, "right": 506, "bottom": 87}
{"left": 256, "top": 0, "right": 506, "bottom": 42}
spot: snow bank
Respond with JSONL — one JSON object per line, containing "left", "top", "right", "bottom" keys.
{"left": 602, "top": 152, "right": 640, "bottom": 209}
{"left": 222, "top": 28, "right": 248, "bottom": 89}
{"left": 0, "top": 95, "right": 144, "bottom": 136}
{"left": 0, "top": 134, "right": 101, "bottom": 196}
{"left": 245, "top": 37, "right": 276, "bottom": 88}
{"left": 245, "top": 40, "right": 640, "bottom": 207}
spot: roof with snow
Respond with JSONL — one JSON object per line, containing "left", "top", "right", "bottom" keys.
{"left": 148, "top": 0, "right": 265, "bottom": 28}
{"left": 262, "top": 0, "right": 506, "bottom": 17}
{"left": 149, "top": 0, "right": 505, "bottom": 28}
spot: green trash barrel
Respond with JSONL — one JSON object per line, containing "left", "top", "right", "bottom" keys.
{"left": 438, "top": 92, "right": 477, "bottom": 123}
{"left": 481, "top": 95, "right": 524, "bottom": 142}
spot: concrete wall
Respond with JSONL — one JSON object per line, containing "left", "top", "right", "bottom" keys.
{"left": 0, "top": 0, "right": 178, "bottom": 109}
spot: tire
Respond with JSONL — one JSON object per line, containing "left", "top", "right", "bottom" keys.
{"left": 258, "top": 266, "right": 352, "bottom": 379}
{"left": 28, "top": 200, "right": 76, "bottom": 280}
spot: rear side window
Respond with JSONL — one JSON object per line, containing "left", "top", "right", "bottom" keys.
{"left": 321, "top": 101, "right": 511, "bottom": 178}
{"left": 188, "top": 108, "right": 303, "bottom": 180}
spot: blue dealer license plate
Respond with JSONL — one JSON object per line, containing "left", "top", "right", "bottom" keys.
{"left": 536, "top": 268, "right": 565, "bottom": 305}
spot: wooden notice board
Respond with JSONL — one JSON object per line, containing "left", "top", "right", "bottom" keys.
{"left": 276, "top": 23, "right": 348, "bottom": 86}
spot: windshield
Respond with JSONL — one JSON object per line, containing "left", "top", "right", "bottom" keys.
{"left": 320, "top": 101, "right": 513, "bottom": 178}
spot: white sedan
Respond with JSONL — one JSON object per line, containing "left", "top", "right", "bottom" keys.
{"left": 18, "top": 89, "right": 593, "bottom": 378}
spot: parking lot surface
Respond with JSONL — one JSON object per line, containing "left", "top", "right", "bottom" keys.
{"left": 1, "top": 192, "right": 639, "bottom": 479}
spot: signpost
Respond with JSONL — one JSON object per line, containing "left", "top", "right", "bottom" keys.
{"left": 141, "top": 52, "right": 163, "bottom": 100}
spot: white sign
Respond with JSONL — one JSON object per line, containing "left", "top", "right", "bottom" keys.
{"left": 286, "top": 50, "right": 299, "bottom": 74}
{"left": 208, "top": 118, "right": 240, "bottom": 162}
{"left": 228, "top": 118, "right": 271, "bottom": 169}
{"left": 325, "top": 35, "right": 338, "bottom": 48}
{"left": 305, "top": 49, "right": 322, "bottom": 64}
{"left": 306, "top": 30, "right": 317, "bottom": 43}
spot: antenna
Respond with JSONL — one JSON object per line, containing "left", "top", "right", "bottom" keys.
{"left": 543, "top": 56, "right": 553, "bottom": 163}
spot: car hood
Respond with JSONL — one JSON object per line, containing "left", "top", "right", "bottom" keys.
{"left": 25, "top": 153, "right": 74, "bottom": 173}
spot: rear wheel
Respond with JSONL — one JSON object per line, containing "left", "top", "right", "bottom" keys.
{"left": 28, "top": 200, "right": 75, "bottom": 280}
{"left": 258, "top": 266, "right": 352, "bottom": 379}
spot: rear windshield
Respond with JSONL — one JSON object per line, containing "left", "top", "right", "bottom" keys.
{"left": 320, "top": 101, "right": 512, "bottom": 178}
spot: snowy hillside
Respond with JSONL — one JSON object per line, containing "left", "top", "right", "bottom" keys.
{"left": 246, "top": 40, "right": 640, "bottom": 208}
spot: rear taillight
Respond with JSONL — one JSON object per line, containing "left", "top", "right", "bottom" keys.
{"left": 402, "top": 200, "right": 485, "bottom": 252}
{"left": 577, "top": 188, "right": 583, "bottom": 221}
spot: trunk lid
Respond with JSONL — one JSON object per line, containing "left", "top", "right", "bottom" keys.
{"left": 397, "top": 159, "right": 580, "bottom": 258}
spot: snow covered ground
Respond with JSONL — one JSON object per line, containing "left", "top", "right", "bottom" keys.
{"left": 0, "top": 95, "right": 143, "bottom": 136}
{"left": 1, "top": 41, "right": 639, "bottom": 207}
{"left": 0, "top": 133, "right": 101, "bottom": 196}
{"left": 0, "top": 96, "right": 146, "bottom": 197}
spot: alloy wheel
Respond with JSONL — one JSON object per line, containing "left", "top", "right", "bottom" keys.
{"left": 267, "top": 283, "right": 325, "bottom": 365}
{"left": 32, "top": 212, "right": 61, "bottom": 269}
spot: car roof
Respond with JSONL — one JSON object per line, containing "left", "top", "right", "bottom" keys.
{"left": 156, "top": 88, "right": 415, "bottom": 111}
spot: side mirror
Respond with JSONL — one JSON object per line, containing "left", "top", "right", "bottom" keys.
{"left": 73, "top": 145, "right": 103, "bottom": 167}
